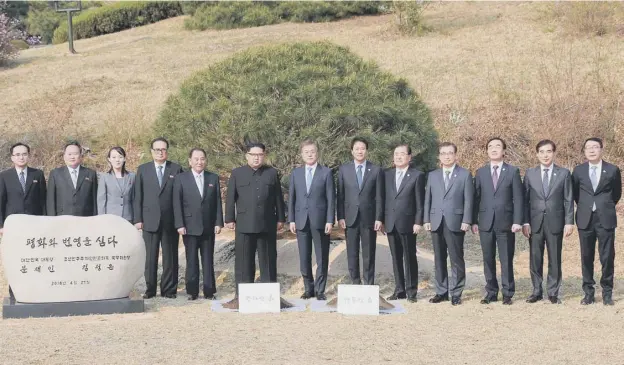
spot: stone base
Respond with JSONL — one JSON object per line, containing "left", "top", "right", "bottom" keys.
{"left": 2, "top": 296, "right": 144, "bottom": 319}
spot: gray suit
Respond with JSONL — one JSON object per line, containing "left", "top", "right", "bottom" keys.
{"left": 288, "top": 164, "right": 335, "bottom": 296}
{"left": 97, "top": 172, "right": 135, "bottom": 222}
{"left": 523, "top": 165, "right": 573, "bottom": 298}
{"left": 473, "top": 162, "right": 523, "bottom": 299}
{"left": 424, "top": 166, "right": 474, "bottom": 298}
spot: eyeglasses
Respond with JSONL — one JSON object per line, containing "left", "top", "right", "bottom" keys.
{"left": 11, "top": 153, "right": 29, "bottom": 157}
{"left": 152, "top": 148, "right": 167, "bottom": 153}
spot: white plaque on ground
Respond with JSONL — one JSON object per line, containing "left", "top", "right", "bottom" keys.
{"left": 238, "top": 283, "right": 280, "bottom": 313}
{"left": 1, "top": 214, "right": 145, "bottom": 303}
{"left": 337, "top": 284, "right": 379, "bottom": 315}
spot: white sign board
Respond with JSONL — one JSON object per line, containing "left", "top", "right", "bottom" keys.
{"left": 337, "top": 284, "right": 379, "bottom": 315}
{"left": 1, "top": 214, "right": 146, "bottom": 303}
{"left": 238, "top": 283, "right": 280, "bottom": 313}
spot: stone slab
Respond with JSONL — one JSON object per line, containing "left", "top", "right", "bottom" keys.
{"left": 2, "top": 296, "right": 144, "bottom": 319}
{"left": 1, "top": 214, "right": 145, "bottom": 303}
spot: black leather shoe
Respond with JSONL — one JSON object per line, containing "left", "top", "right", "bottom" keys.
{"left": 526, "top": 295, "right": 543, "bottom": 303}
{"left": 407, "top": 296, "right": 417, "bottom": 303}
{"left": 502, "top": 296, "right": 513, "bottom": 305}
{"left": 548, "top": 296, "right": 561, "bottom": 304}
{"left": 451, "top": 297, "right": 462, "bottom": 306}
{"left": 316, "top": 293, "right": 327, "bottom": 301}
{"left": 142, "top": 293, "right": 155, "bottom": 299}
{"left": 386, "top": 293, "right": 406, "bottom": 300}
{"left": 300, "top": 292, "right": 314, "bottom": 299}
{"left": 188, "top": 294, "right": 198, "bottom": 301}
{"left": 580, "top": 295, "right": 595, "bottom": 305}
{"left": 163, "top": 293, "right": 177, "bottom": 299}
{"left": 204, "top": 294, "right": 216, "bottom": 300}
{"left": 603, "top": 296, "right": 614, "bottom": 306}
{"left": 480, "top": 296, "right": 498, "bottom": 304}
{"left": 429, "top": 294, "right": 449, "bottom": 303}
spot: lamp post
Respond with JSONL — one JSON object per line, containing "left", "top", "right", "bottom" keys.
{"left": 54, "top": 1, "right": 82, "bottom": 54}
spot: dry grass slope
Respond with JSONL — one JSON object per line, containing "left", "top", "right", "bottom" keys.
{"left": 1, "top": 3, "right": 624, "bottom": 364}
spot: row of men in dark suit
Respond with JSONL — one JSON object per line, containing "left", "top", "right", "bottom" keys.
{"left": 0, "top": 136, "right": 620, "bottom": 307}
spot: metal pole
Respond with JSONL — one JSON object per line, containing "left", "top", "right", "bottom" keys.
{"left": 67, "top": 11, "right": 76, "bottom": 54}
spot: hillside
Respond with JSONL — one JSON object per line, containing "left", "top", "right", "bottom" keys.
{"left": 2, "top": 2, "right": 622, "bottom": 172}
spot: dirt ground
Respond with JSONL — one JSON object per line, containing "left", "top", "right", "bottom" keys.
{"left": 1, "top": 224, "right": 624, "bottom": 365}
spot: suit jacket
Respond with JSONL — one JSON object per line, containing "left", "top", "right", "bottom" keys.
{"left": 0, "top": 167, "right": 46, "bottom": 227}
{"left": 473, "top": 162, "right": 524, "bottom": 232}
{"left": 337, "top": 161, "right": 384, "bottom": 228}
{"left": 572, "top": 161, "right": 622, "bottom": 230}
{"left": 47, "top": 166, "right": 98, "bottom": 216}
{"left": 97, "top": 172, "right": 135, "bottom": 222}
{"left": 523, "top": 165, "right": 574, "bottom": 234}
{"left": 133, "top": 161, "right": 184, "bottom": 232}
{"left": 384, "top": 167, "right": 425, "bottom": 234}
{"left": 288, "top": 164, "right": 335, "bottom": 230}
{"left": 225, "top": 165, "right": 286, "bottom": 234}
{"left": 173, "top": 170, "right": 224, "bottom": 236}
{"left": 424, "top": 166, "right": 474, "bottom": 232}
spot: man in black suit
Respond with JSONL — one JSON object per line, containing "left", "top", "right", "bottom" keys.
{"left": 472, "top": 137, "right": 524, "bottom": 305}
{"left": 337, "top": 137, "right": 384, "bottom": 285}
{"left": 383, "top": 144, "right": 424, "bottom": 302}
{"left": 173, "top": 148, "right": 223, "bottom": 301}
{"left": 225, "top": 142, "right": 286, "bottom": 296}
{"left": 0, "top": 142, "right": 47, "bottom": 300}
{"left": 288, "top": 139, "right": 335, "bottom": 301}
{"left": 47, "top": 141, "right": 97, "bottom": 217}
{"left": 522, "top": 140, "right": 574, "bottom": 304}
{"left": 572, "top": 137, "right": 622, "bottom": 306}
{"left": 133, "top": 137, "right": 184, "bottom": 299}
{"left": 424, "top": 142, "right": 474, "bottom": 306}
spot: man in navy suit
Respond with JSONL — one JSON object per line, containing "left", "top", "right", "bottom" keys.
{"left": 288, "top": 140, "right": 335, "bottom": 300}
{"left": 572, "top": 137, "right": 621, "bottom": 305}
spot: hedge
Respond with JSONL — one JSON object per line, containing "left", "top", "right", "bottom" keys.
{"left": 52, "top": 1, "right": 182, "bottom": 44}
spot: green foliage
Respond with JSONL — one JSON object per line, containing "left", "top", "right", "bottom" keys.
{"left": 52, "top": 1, "right": 182, "bottom": 44}
{"left": 25, "top": 8, "right": 63, "bottom": 44}
{"left": 393, "top": 1, "right": 430, "bottom": 35}
{"left": 184, "top": 1, "right": 384, "bottom": 31}
{"left": 10, "top": 38, "right": 28, "bottom": 49}
{"left": 154, "top": 41, "right": 438, "bottom": 183}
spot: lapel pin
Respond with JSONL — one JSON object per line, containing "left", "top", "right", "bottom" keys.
{"left": 553, "top": 173, "right": 556, "bottom": 176}
{"left": 209, "top": 184, "right": 214, "bottom": 187}
{"left": 169, "top": 175, "right": 174, "bottom": 178}
{"left": 453, "top": 174, "right": 457, "bottom": 178}
{"left": 603, "top": 170, "right": 607, "bottom": 173}
{"left": 407, "top": 174, "right": 410, "bottom": 177}
{"left": 33, "top": 179, "right": 38, "bottom": 183}
{"left": 85, "top": 177, "right": 90, "bottom": 181}
{"left": 502, "top": 168, "right": 506, "bottom": 171}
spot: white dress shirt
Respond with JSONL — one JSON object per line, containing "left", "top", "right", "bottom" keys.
{"left": 193, "top": 171, "right": 204, "bottom": 197}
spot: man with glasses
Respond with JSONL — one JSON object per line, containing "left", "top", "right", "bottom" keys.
{"left": 133, "top": 137, "right": 184, "bottom": 299}
{"left": 424, "top": 142, "right": 473, "bottom": 306}
{"left": 225, "top": 142, "right": 285, "bottom": 298}
{"left": 572, "top": 137, "right": 621, "bottom": 306}
{"left": 47, "top": 141, "right": 98, "bottom": 217}
{"left": 0, "top": 142, "right": 47, "bottom": 301}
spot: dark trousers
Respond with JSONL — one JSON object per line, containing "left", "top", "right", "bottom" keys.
{"left": 234, "top": 231, "right": 277, "bottom": 295}
{"left": 143, "top": 227, "right": 179, "bottom": 296}
{"left": 432, "top": 219, "right": 466, "bottom": 298}
{"left": 388, "top": 229, "right": 418, "bottom": 297}
{"left": 183, "top": 233, "right": 216, "bottom": 297}
{"left": 296, "top": 220, "right": 330, "bottom": 295}
{"left": 578, "top": 212, "right": 615, "bottom": 298}
{"left": 345, "top": 215, "right": 377, "bottom": 285}
{"left": 479, "top": 228, "right": 515, "bottom": 298}
{"left": 529, "top": 222, "right": 563, "bottom": 297}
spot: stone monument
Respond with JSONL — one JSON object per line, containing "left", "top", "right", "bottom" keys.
{"left": 1, "top": 214, "right": 146, "bottom": 318}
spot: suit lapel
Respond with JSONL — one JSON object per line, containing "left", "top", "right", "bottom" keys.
{"left": 345, "top": 162, "right": 358, "bottom": 191}
{"left": 389, "top": 169, "right": 397, "bottom": 196}
{"left": 11, "top": 168, "right": 24, "bottom": 197}
{"left": 594, "top": 162, "right": 610, "bottom": 194}
{"left": 443, "top": 167, "right": 458, "bottom": 197}
{"left": 159, "top": 162, "right": 171, "bottom": 194}
{"left": 202, "top": 171, "right": 210, "bottom": 201}
{"left": 23, "top": 167, "right": 35, "bottom": 197}
{"left": 545, "top": 165, "right": 561, "bottom": 199}
{"left": 396, "top": 168, "right": 411, "bottom": 196}
{"left": 494, "top": 163, "right": 509, "bottom": 193}
{"left": 304, "top": 165, "right": 321, "bottom": 197}
{"left": 61, "top": 167, "right": 75, "bottom": 192}
{"left": 359, "top": 161, "right": 372, "bottom": 194}
{"left": 75, "top": 167, "right": 87, "bottom": 192}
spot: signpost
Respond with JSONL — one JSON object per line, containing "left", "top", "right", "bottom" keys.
{"left": 54, "top": 1, "right": 82, "bottom": 54}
